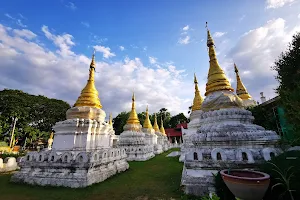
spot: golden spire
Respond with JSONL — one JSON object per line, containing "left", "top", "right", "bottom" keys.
{"left": 109, "top": 113, "right": 113, "bottom": 126}
{"left": 160, "top": 116, "right": 166, "bottom": 135}
{"left": 74, "top": 51, "right": 102, "bottom": 108}
{"left": 205, "top": 23, "right": 234, "bottom": 96}
{"left": 126, "top": 92, "right": 140, "bottom": 125}
{"left": 234, "top": 63, "right": 252, "bottom": 100}
{"left": 143, "top": 105, "right": 153, "bottom": 129}
{"left": 192, "top": 73, "right": 204, "bottom": 111}
{"left": 153, "top": 113, "right": 160, "bottom": 132}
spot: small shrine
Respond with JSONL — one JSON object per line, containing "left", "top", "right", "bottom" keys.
{"left": 11, "top": 52, "right": 129, "bottom": 188}
{"left": 180, "top": 26, "right": 281, "bottom": 196}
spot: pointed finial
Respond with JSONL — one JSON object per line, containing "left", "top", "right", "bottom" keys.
{"left": 160, "top": 115, "right": 166, "bottom": 135}
{"left": 234, "top": 63, "right": 252, "bottom": 100}
{"left": 204, "top": 23, "right": 233, "bottom": 96}
{"left": 153, "top": 113, "right": 160, "bottom": 132}
{"left": 73, "top": 49, "right": 102, "bottom": 109}
{"left": 90, "top": 49, "right": 96, "bottom": 68}
{"left": 234, "top": 63, "right": 238, "bottom": 73}
{"left": 143, "top": 105, "right": 153, "bottom": 130}
{"left": 194, "top": 73, "right": 198, "bottom": 84}
{"left": 191, "top": 73, "right": 203, "bottom": 111}
{"left": 126, "top": 92, "right": 140, "bottom": 125}
{"left": 109, "top": 113, "right": 113, "bottom": 126}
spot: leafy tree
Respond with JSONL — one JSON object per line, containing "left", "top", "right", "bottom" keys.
{"left": 0, "top": 89, "right": 70, "bottom": 147}
{"left": 273, "top": 32, "right": 300, "bottom": 143}
{"left": 113, "top": 111, "right": 130, "bottom": 135}
{"left": 169, "top": 113, "right": 188, "bottom": 128}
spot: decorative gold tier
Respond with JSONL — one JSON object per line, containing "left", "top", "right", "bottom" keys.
{"left": 205, "top": 29, "right": 234, "bottom": 96}
{"left": 153, "top": 113, "right": 160, "bottom": 132}
{"left": 74, "top": 52, "right": 102, "bottom": 109}
{"left": 109, "top": 113, "right": 113, "bottom": 126}
{"left": 192, "top": 73, "right": 204, "bottom": 111}
{"left": 126, "top": 93, "right": 140, "bottom": 125}
{"left": 160, "top": 116, "right": 166, "bottom": 135}
{"left": 234, "top": 63, "right": 252, "bottom": 100}
{"left": 143, "top": 106, "right": 153, "bottom": 130}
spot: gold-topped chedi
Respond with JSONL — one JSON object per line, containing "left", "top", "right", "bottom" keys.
{"left": 74, "top": 52, "right": 102, "bottom": 109}
{"left": 192, "top": 73, "right": 204, "bottom": 111}
{"left": 234, "top": 63, "right": 252, "bottom": 100}
{"left": 201, "top": 24, "right": 244, "bottom": 112}
{"left": 126, "top": 92, "right": 140, "bottom": 125}
{"left": 66, "top": 52, "right": 105, "bottom": 121}
{"left": 160, "top": 116, "right": 166, "bottom": 135}
{"left": 205, "top": 28, "right": 234, "bottom": 96}
{"left": 153, "top": 113, "right": 160, "bottom": 132}
{"left": 143, "top": 106, "right": 153, "bottom": 130}
{"left": 109, "top": 113, "right": 113, "bottom": 126}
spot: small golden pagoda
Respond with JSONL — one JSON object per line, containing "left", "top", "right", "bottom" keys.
{"left": 153, "top": 113, "right": 160, "bottom": 132}
{"left": 66, "top": 52, "right": 105, "bottom": 120}
{"left": 234, "top": 63, "right": 252, "bottom": 100}
{"left": 126, "top": 93, "right": 140, "bottom": 124}
{"left": 205, "top": 28, "right": 234, "bottom": 96}
{"left": 108, "top": 113, "right": 113, "bottom": 126}
{"left": 160, "top": 116, "right": 166, "bottom": 135}
{"left": 74, "top": 51, "right": 102, "bottom": 108}
{"left": 192, "top": 73, "right": 204, "bottom": 111}
{"left": 143, "top": 106, "right": 153, "bottom": 131}
{"left": 123, "top": 93, "right": 141, "bottom": 131}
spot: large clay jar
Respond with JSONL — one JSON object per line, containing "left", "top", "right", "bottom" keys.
{"left": 220, "top": 169, "right": 270, "bottom": 200}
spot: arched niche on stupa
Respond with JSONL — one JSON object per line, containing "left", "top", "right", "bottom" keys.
{"left": 211, "top": 148, "right": 227, "bottom": 161}
{"left": 236, "top": 148, "right": 254, "bottom": 163}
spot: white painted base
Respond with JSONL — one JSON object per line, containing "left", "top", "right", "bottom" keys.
{"left": 11, "top": 148, "right": 129, "bottom": 188}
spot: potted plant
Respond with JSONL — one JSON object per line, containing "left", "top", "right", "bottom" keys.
{"left": 220, "top": 169, "right": 270, "bottom": 200}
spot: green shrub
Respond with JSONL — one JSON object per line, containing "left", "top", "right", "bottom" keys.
{"left": 259, "top": 150, "right": 300, "bottom": 200}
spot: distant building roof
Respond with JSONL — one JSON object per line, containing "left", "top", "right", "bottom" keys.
{"left": 259, "top": 96, "right": 280, "bottom": 107}
{"left": 165, "top": 122, "right": 187, "bottom": 137}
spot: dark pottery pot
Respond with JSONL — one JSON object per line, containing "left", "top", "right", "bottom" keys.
{"left": 220, "top": 169, "right": 270, "bottom": 200}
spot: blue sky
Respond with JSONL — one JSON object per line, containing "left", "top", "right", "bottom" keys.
{"left": 0, "top": 0, "right": 300, "bottom": 117}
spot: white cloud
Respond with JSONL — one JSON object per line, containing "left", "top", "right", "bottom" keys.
{"left": 4, "top": 13, "right": 27, "bottom": 28}
{"left": 266, "top": 0, "right": 294, "bottom": 9}
{"left": 143, "top": 46, "right": 147, "bottom": 51}
{"left": 178, "top": 35, "right": 190, "bottom": 44}
{"left": 213, "top": 32, "right": 227, "bottom": 38}
{"left": 226, "top": 17, "right": 300, "bottom": 101}
{"left": 182, "top": 25, "right": 189, "bottom": 31}
{"left": 41, "top": 25, "right": 75, "bottom": 57}
{"left": 119, "top": 46, "right": 125, "bottom": 51}
{"left": 0, "top": 23, "right": 190, "bottom": 117}
{"left": 149, "top": 56, "right": 157, "bottom": 64}
{"left": 66, "top": 2, "right": 77, "bottom": 10}
{"left": 4, "top": 13, "right": 14, "bottom": 20}
{"left": 13, "top": 29, "right": 37, "bottom": 39}
{"left": 298, "top": 13, "right": 300, "bottom": 18}
{"left": 94, "top": 45, "right": 116, "bottom": 58}
{"left": 81, "top": 22, "right": 90, "bottom": 28}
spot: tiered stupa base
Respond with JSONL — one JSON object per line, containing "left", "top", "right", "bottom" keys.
{"left": 119, "top": 129, "right": 155, "bottom": 161}
{"left": 11, "top": 148, "right": 129, "bottom": 188}
{"left": 181, "top": 91, "right": 281, "bottom": 196}
{"left": 12, "top": 106, "right": 130, "bottom": 188}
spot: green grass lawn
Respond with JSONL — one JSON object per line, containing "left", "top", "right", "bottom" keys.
{"left": 0, "top": 149, "right": 188, "bottom": 200}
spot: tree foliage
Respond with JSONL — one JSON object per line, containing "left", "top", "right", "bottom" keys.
{"left": 0, "top": 89, "right": 70, "bottom": 147}
{"left": 273, "top": 32, "right": 300, "bottom": 141}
